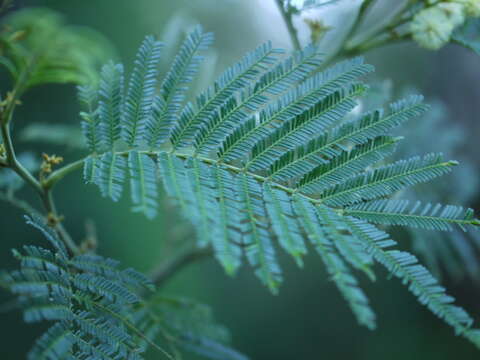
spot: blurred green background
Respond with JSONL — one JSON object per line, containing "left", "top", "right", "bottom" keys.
{"left": 1, "top": 1, "right": 480, "bottom": 359}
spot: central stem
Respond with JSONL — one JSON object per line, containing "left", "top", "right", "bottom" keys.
{"left": 1, "top": 116, "right": 80, "bottom": 256}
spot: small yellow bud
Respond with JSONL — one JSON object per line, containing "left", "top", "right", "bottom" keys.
{"left": 40, "top": 153, "right": 64, "bottom": 175}
{"left": 304, "top": 18, "right": 332, "bottom": 43}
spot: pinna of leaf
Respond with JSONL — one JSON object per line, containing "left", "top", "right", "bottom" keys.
{"left": 0, "top": 215, "right": 246, "bottom": 360}
{"left": 60, "top": 24, "right": 480, "bottom": 348}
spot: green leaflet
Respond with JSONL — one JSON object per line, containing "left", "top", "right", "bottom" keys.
{"left": 211, "top": 166, "right": 243, "bottom": 275}
{"left": 320, "top": 154, "right": 457, "bottom": 207}
{"left": 297, "top": 136, "right": 399, "bottom": 194}
{"left": 264, "top": 184, "right": 306, "bottom": 266}
{"left": 137, "top": 296, "right": 248, "bottom": 360}
{"left": 245, "top": 84, "right": 366, "bottom": 171}
{"left": 345, "top": 200, "right": 480, "bottom": 232}
{"left": 128, "top": 151, "right": 158, "bottom": 219}
{"left": 169, "top": 42, "right": 284, "bottom": 149}
{"left": 27, "top": 322, "right": 74, "bottom": 360}
{"left": 121, "top": 35, "right": 163, "bottom": 147}
{"left": 293, "top": 196, "right": 377, "bottom": 330}
{"left": 217, "top": 57, "right": 374, "bottom": 163}
{"left": 193, "top": 44, "right": 323, "bottom": 155}
{"left": 315, "top": 205, "right": 375, "bottom": 281}
{"left": 98, "top": 61, "right": 124, "bottom": 149}
{"left": 96, "top": 152, "right": 127, "bottom": 202}
{"left": 236, "top": 173, "right": 282, "bottom": 292}
{"left": 268, "top": 95, "right": 427, "bottom": 180}
{"left": 79, "top": 84, "right": 102, "bottom": 154}
{"left": 345, "top": 216, "right": 480, "bottom": 347}
{"left": 146, "top": 26, "right": 214, "bottom": 148}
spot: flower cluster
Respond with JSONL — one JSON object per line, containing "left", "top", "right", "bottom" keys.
{"left": 40, "top": 153, "right": 63, "bottom": 174}
{"left": 411, "top": 0, "right": 480, "bottom": 50}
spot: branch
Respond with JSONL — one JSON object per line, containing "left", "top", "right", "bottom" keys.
{"left": 150, "top": 247, "right": 213, "bottom": 288}
{"left": 0, "top": 105, "right": 80, "bottom": 256}
{"left": 275, "top": 0, "right": 302, "bottom": 51}
{"left": 42, "top": 157, "right": 85, "bottom": 189}
{"left": 40, "top": 189, "right": 80, "bottom": 255}
{"left": 0, "top": 122, "right": 42, "bottom": 193}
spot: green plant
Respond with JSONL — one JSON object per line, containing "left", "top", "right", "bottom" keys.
{"left": 1, "top": 4, "right": 480, "bottom": 359}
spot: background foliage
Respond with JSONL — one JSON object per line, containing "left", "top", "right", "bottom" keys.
{"left": 1, "top": 1, "right": 480, "bottom": 359}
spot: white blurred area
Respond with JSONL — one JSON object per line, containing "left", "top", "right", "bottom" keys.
{"left": 255, "top": 0, "right": 362, "bottom": 52}
{"left": 254, "top": 0, "right": 408, "bottom": 54}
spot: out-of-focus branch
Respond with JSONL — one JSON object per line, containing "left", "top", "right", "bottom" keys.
{"left": 151, "top": 247, "right": 213, "bottom": 288}
{"left": 275, "top": 0, "right": 302, "bottom": 50}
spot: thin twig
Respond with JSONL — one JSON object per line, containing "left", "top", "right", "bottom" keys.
{"left": 0, "top": 106, "right": 79, "bottom": 255}
{"left": 151, "top": 247, "right": 213, "bottom": 288}
{"left": 0, "top": 122, "right": 42, "bottom": 193}
{"left": 42, "top": 158, "right": 85, "bottom": 189}
{"left": 40, "top": 189, "right": 80, "bottom": 255}
{"left": 275, "top": 0, "right": 302, "bottom": 51}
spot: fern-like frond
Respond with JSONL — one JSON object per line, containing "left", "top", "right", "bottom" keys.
{"left": 297, "top": 136, "right": 400, "bottom": 194}
{"left": 128, "top": 151, "right": 159, "bottom": 219}
{"left": 73, "top": 273, "right": 139, "bottom": 304}
{"left": 264, "top": 184, "right": 306, "bottom": 266}
{"left": 96, "top": 152, "right": 127, "bottom": 202}
{"left": 210, "top": 166, "right": 244, "bottom": 275}
{"left": 193, "top": 44, "right": 323, "bottom": 155}
{"left": 320, "top": 153, "right": 457, "bottom": 207}
{"left": 169, "top": 42, "right": 284, "bottom": 149}
{"left": 269, "top": 95, "right": 427, "bottom": 180}
{"left": 293, "top": 196, "right": 377, "bottom": 329}
{"left": 138, "top": 296, "right": 248, "bottom": 360}
{"left": 27, "top": 322, "right": 74, "bottom": 360}
{"left": 121, "top": 35, "right": 163, "bottom": 147}
{"left": 25, "top": 215, "right": 68, "bottom": 260}
{"left": 345, "top": 216, "right": 480, "bottom": 346}
{"left": 237, "top": 173, "right": 282, "bottom": 292}
{"left": 218, "top": 58, "right": 373, "bottom": 163}
{"left": 70, "top": 254, "right": 154, "bottom": 292}
{"left": 315, "top": 205, "right": 375, "bottom": 281}
{"left": 345, "top": 200, "right": 480, "bottom": 232}
{"left": 245, "top": 84, "right": 366, "bottom": 171}
{"left": 145, "top": 26, "right": 213, "bottom": 148}
{"left": 98, "top": 61, "right": 124, "bottom": 149}
{"left": 79, "top": 84, "right": 102, "bottom": 154}
{"left": 77, "top": 32, "right": 480, "bottom": 348}
{"left": 1, "top": 217, "right": 169, "bottom": 360}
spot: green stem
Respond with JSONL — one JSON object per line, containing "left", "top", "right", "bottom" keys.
{"left": 0, "top": 122, "right": 42, "bottom": 192}
{"left": 40, "top": 189, "right": 80, "bottom": 255}
{"left": 150, "top": 247, "right": 213, "bottom": 288}
{"left": 0, "top": 108, "right": 79, "bottom": 256}
{"left": 42, "top": 158, "right": 85, "bottom": 189}
{"left": 275, "top": 0, "right": 302, "bottom": 50}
